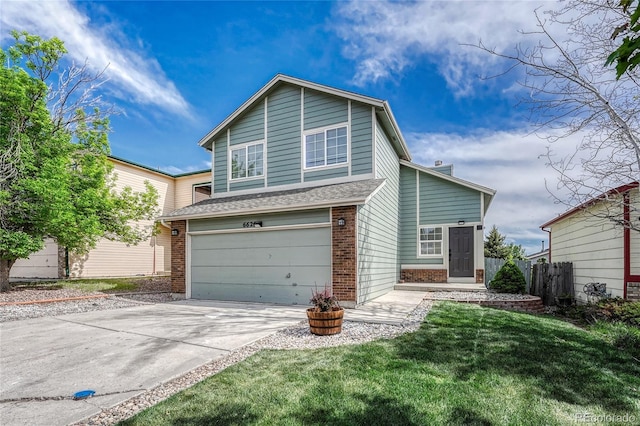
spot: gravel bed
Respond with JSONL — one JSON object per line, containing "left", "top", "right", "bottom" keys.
{"left": 76, "top": 299, "right": 434, "bottom": 426}
{"left": 0, "top": 288, "right": 104, "bottom": 304}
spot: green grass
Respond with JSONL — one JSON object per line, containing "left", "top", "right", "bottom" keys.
{"left": 120, "top": 302, "right": 640, "bottom": 426}
{"left": 14, "top": 277, "right": 141, "bottom": 293}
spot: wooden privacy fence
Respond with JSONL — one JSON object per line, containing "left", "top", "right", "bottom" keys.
{"left": 484, "top": 258, "right": 531, "bottom": 290}
{"left": 530, "top": 262, "right": 574, "bottom": 306}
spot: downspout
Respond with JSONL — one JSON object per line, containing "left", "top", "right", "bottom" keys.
{"left": 623, "top": 191, "right": 630, "bottom": 299}
{"left": 541, "top": 227, "right": 551, "bottom": 264}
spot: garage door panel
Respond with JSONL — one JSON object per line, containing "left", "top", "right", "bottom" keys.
{"left": 191, "top": 282, "right": 318, "bottom": 305}
{"left": 191, "top": 245, "right": 330, "bottom": 268}
{"left": 191, "top": 228, "right": 330, "bottom": 250}
{"left": 190, "top": 226, "right": 331, "bottom": 304}
{"left": 192, "top": 265, "right": 331, "bottom": 286}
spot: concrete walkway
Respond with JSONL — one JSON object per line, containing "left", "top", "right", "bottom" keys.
{"left": 0, "top": 291, "right": 426, "bottom": 426}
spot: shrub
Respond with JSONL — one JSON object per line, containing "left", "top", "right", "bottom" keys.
{"left": 489, "top": 260, "right": 526, "bottom": 294}
{"left": 596, "top": 298, "right": 640, "bottom": 327}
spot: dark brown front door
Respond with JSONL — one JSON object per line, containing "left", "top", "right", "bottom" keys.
{"left": 449, "top": 226, "right": 474, "bottom": 278}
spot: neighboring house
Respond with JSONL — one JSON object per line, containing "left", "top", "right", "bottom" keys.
{"left": 526, "top": 248, "right": 549, "bottom": 264}
{"left": 162, "top": 75, "right": 496, "bottom": 307}
{"left": 540, "top": 182, "right": 640, "bottom": 302}
{"left": 9, "top": 156, "right": 211, "bottom": 280}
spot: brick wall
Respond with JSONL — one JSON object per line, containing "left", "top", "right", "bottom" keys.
{"left": 401, "top": 269, "right": 447, "bottom": 283}
{"left": 170, "top": 220, "right": 186, "bottom": 294}
{"left": 476, "top": 269, "right": 484, "bottom": 284}
{"left": 332, "top": 206, "right": 357, "bottom": 304}
{"left": 628, "top": 282, "right": 640, "bottom": 300}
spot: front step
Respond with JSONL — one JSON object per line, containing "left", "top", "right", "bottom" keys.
{"left": 395, "top": 283, "right": 488, "bottom": 292}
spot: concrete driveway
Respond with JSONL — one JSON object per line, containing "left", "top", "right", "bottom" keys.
{"left": 0, "top": 301, "right": 307, "bottom": 426}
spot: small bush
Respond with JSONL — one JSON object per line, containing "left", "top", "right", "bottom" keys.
{"left": 489, "top": 260, "right": 526, "bottom": 294}
{"left": 596, "top": 298, "right": 640, "bottom": 327}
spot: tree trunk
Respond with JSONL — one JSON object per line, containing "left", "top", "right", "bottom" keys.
{"left": 1, "top": 258, "right": 16, "bottom": 292}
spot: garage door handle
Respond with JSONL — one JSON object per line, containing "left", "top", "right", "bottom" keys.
{"left": 286, "top": 273, "right": 291, "bottom": 278}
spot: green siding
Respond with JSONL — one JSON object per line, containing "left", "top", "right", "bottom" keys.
{"left": 189, "top": 209, "right": 330, "bottom": 232}
{"left": 191, "top": 227, "right": 330, "bottom": 304}
{"left": 351, "top": 102, "right": 373, "bottom": 176}
{"left": 230, "top": 101, "right": 264, "bottom": 146}
{"left": 398, "top": 164, "right": 481, "bottom": 265}
{"left": 357, "top": 121, "right": 399, "bottom": 304}
{"left": 419, "top": 173, "right": 481, "bottom": 224}
{"left": 213, "top": 137, "right": 227, "bottom": 194}
{"left": 267, "top": 84, "right": 302, "bottom": 187}
{"left": 303, "top": 89, "right": 348, "bottom": 130}
{"left": 430, "top": 165, "right": 453, "bottom": 176}
{"left": 229, "top": 178, "right": 265, "bottom": 192}
{"left": 304, "top": 166, "right": 349, "bottom": 182}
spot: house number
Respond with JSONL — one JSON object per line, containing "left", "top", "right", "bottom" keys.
{"left": 243, "top": 221, "right": 262, "bottom": 228}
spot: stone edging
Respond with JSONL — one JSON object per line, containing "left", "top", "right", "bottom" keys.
{"left": 425, "top": 296, "right": 545, "bottom": 314}
{"left": 0, "top": 294, "right": 109, "bottom": 306}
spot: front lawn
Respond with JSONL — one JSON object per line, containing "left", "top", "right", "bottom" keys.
{"left": 121, "top": 302, "right": 640, "bottom": 425}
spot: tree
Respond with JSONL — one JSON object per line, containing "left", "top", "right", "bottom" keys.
{"left": 0, "top": 32, "right": 159, "bottom": 291}
{"left": 606, "top": 0, "right": 640, "bottom": 78}
{"left": 505, "top": 243, "right": 527, "bottom": 261}
{"left": 476, "top": 0, "right": 639, "bottom": 232}
{"left": 484, "top": 225, "right": 508, "bottom": 259}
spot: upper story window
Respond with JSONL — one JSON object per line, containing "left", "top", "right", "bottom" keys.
{"left": 230, "top": 142, "right": 264, "bottom": 180}
{"left": 304, "top": 125, "right": 348, "bottom": 169}
{"left": 419, "top": 226, "right": 443, "bottom": 256}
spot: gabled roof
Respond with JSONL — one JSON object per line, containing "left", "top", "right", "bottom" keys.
{"left": 540, "top": 182, "right": 639, "bottom": 228}
{"left": 198, "top": 74, "right": 411, "bottom": 161}
{"left": 109, "top": 155, "right": 210, "bottom": 179}
{"left": 161, "top": 179, "right": 386, "bottom": 221}
{"left": 399, "top": 160, "right": 496, "bottom": 211}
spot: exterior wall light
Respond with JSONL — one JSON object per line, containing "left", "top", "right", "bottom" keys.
{"left": 337, "top": 218, "right": 346, "bottom": 227}
{"left": 457, "top": 220, "right": 465, "bottom": 225}
{"left": 171, "top": 228, "right": 180, "bottom": 236}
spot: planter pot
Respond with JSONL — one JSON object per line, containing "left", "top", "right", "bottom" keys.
{"left": 307, "top": 307, "right": 344, "bottom": 335}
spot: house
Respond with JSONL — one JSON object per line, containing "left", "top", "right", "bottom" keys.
{"left": 9, "top": 156, "right": 211, "bottom": 280}
{"left": 162, "top": 75, "right": 496, "bottom": 307}
{"left": 540, "top": 182, "right": 640, "bottom": 302}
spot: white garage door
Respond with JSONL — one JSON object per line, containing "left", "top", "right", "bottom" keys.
{"left": 190, "top": 226, "right": 331, "bottom": 304}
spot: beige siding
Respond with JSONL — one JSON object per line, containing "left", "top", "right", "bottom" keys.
{"left": 631, "top": 188, "right": 640, "bottom": 276}
{"left": 551, "top": 202, "right": 624, "bottom": 302}
{"left": 69, "top": 161, "right": 175, "bottom": 277}
{"left": 174, "top": 172, "right": 211, "bottom": 209}
{"left": 10, "top": 238, "right": 59, "bottom": 279}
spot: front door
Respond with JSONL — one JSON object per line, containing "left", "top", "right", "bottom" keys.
{"left": 449, "top": 226, "right": 474, "bottom": 278}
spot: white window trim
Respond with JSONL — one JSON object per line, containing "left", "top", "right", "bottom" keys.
{"left": 228, "top": 140, "right": 265, "bottom": 182}
{"left": 302, "top": 122, "right": 350, "bottom": 171}
{"left": 417, "top": 224, "right": 446, "bottom": 258}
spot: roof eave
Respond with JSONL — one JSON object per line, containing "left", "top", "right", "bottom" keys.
{"left": 160, "top": 196, "right": 371, "bottom": 222}
{"left": 540, "top": 181, "right": 639, "bottom": 228}
{"left": 400, "top": 160, "right": 497, "bottom": 196}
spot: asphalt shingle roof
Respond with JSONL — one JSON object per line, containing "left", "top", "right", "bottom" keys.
{"left": 162, "top": 179, "right": 386, "bottom": 219}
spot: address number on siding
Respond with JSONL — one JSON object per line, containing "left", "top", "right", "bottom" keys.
{"left": 243, "top": 221, "right": 262, "bottom": 228}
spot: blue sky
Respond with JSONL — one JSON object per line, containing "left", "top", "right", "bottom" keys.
{"left": 2, "top": 0, "right": 583, "bottom": 255}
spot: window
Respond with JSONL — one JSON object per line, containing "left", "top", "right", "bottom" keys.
{"left": 420, "top": 226, "right": 443, "bottom": 256}
{"left": 193, "top": 184, "right": 211, "bottom": 203}
{"left": 304, "top": 126, "right": 347, "bottom": 169}
{"left": 231, "top": 143, "right": 263, "bottom": 180}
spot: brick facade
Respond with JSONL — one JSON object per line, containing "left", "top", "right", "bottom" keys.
{"left": 401, "top": 268, "right": 447, "bottom": 283}
{"left": 476, "top": 269, "right": 484, "bottom": 284}
{"left": 331, "top": 206, "right": 357, "bottom": 305}
{"left": 628, "top": 282, "right": 640, "bottom": 300}
{"left": 170, "top": 220, "right": 186, "bottom": 294}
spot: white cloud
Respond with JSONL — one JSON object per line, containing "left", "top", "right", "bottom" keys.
{"left": 406, "top": 129, "right": 583, "bottom": 254}
{"left": 160, "top": 161, "right": 212, "bottom": 176}
{"left": 332, "top": 0, "right": 557, "bottom": 95}
{"left": 1, "top": 0, "right": 190, "bottom": 116}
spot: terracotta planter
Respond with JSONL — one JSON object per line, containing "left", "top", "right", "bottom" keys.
{"left": 306, "top": 307, "right": 344, "bottom": 335}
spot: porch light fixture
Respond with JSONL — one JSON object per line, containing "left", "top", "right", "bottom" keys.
{"left": 171, "top": 228, "right": 180, "bottom": 236}
{"left": 337, "top": 218, "right": 346, "bottom": 227}
{"left": 457, "top": 220, "right": 465, "bottom": 225}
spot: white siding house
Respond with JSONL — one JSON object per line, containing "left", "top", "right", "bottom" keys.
{"left": 541, "top": 183, "right": 640, "bottom": 302}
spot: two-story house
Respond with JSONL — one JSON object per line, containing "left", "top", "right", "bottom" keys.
{"left": 163, "top": 75, "right": 495, "bottom": 307}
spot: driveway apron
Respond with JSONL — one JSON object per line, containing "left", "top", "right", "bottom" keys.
{"left": 0, "top": 301, "right": 307, "bottom": 426}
